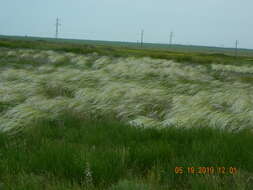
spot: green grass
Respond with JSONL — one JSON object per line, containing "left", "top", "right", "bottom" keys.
{"left": 1, "top": 38, "right": 253, "bottom": 68}
{"left": 2, "top": 35, "right": 253, "bottom": 57}
{"left": 0, "top": 116, "right": 253, "bottom": 189}
{"left": 1, "top": 37, "right": 253, "bottom": 189}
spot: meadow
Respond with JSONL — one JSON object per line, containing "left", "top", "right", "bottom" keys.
{"left": 0, "top": 39, "right": 253, "bottom": 189}
{"left": 2, "top": 35, "right": 253, "bottom": 57}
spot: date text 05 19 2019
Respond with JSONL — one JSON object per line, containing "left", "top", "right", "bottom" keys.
{"left": 175, "top": 167, "right": 237, "bottom": 175}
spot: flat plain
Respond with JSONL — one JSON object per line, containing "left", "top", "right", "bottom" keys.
{"left": 0, "top": 38, "right": 253, "bottom": 190}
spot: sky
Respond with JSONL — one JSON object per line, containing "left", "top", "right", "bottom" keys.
{"left": 0, "top": 0, "right": 252, "bottom": 49}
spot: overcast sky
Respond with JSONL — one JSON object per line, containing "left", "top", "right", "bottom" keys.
{"left": 0, "top": 0, "right": 252, "bottom": 49}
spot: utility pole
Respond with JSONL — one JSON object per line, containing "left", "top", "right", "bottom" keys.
{"left": 55, "top": 17, "right": 61, "bottom": 39}
{"left": 141, "top": 29, "right": 144, "bottom": 47}
{"left": 235, "top": 40, "right": 239, "bottom": 58}
{"left": 169, "top": 31, "right": 174, "bottom": 46}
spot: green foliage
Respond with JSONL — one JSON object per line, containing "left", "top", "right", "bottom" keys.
{"left": 0, "top": 118, "right": 253, "bottom": 189}
{"left": 1, "top": 37, "right": 253, "bottom": 189}
{"left": 1, "top": 38, "right": 253, "bottom": 67}
{"left": 109, "top": 180, "right": 151, "bottom": 190}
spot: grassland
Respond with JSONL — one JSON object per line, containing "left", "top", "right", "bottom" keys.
{"left": 0, "top": 38, "right": 253, "bottom": 189}
{"left": 2, "top": 35, "right": 253, "bottom": 57}
{"left": 1, "top": 118, "right": 253, "bottom": 190}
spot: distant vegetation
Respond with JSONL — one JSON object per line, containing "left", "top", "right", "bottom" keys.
{"left": 1, "top": 37, "right": 253, "bottom": 66}
{"left": 0, "top": 38, "right": 253, "bottom": 189}
{"left": 1, "top": 35, "right": 253, "bottom": 57}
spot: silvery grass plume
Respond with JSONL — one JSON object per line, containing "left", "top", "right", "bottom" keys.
{"left": 1, "top": 48, "right": 253, "bottom": 132}
{"left": 129, "top": 116, "right": 162, "bottom": 129}
{"left": 6, "top": 50, "right": 17, "bottom": 57}
{"left": 0, "top": 96, "right": 72, "bottom": 132}
{"left": 212, "top": 64, "right": 253, "bottom": 74}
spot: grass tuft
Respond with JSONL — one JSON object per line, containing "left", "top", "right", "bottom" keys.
{"left": 0, "top": 117, "right": 253, "bottom": 189}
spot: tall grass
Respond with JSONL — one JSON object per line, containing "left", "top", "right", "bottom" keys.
{"left": 1, "top": 48, "right": 253, "bottom": 132}
{"left": 1, "top": 38, "right": 253, "bottom": 66}
{"left": 0, "top": 117, "right": 253, "bottom": 189}
{"left": 1, "top": 44, "right": 253, "bottom": 189}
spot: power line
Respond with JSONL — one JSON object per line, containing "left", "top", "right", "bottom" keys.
{"left": 55, "top": 17, "right": 61, "bottom": 39}
{"left": 169, "top": 31, "right": 174, "bottom": 46}
{"left": 235, "top": 40, "right": 239, "bottom": 58}
{"left": 141, "top": 29, "right": 144, "bottom": 47}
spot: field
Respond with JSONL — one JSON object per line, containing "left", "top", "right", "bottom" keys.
{"left": 2, "top": 35, "right": 253, "bottom": 57}
{"left": 0, "top": 38, "right": 253, "bottom": 189}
